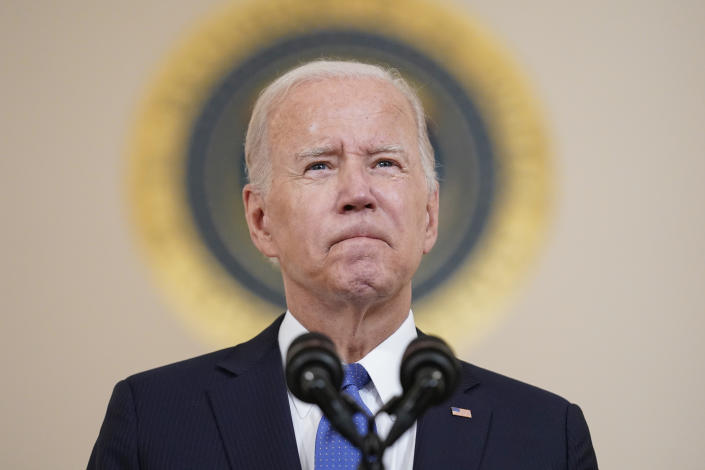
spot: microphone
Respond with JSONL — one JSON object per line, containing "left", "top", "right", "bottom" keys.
{"left": 285, "top": 332, "right": 363, "bottom": 447}
{"left": 383, "top": 336, "right": 461, "bottom": 447}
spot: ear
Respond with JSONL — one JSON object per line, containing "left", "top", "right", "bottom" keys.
{"left": 423, "top": 187, "right": 439, "bottom": 254}
{"left": 242, "top": 184, "right": 278, "bottom": 258}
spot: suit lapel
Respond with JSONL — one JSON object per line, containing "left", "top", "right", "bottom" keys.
{"left": 207, "top": 317, "right": 301, "bottom": 469}
{"left": 413, "top": 364, "right": 492, "bottom": 470}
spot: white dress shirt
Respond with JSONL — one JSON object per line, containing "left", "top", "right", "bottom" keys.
{"left": 278, "top": 310, "right": 418, "bottom": 470}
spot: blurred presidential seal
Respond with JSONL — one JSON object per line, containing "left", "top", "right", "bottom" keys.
{"left": 128, "top": 0, "right": 552, "bottom": 348}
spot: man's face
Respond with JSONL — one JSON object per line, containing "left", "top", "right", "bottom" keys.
{"left": 245, "top": 77, "right": 438, "bottom": 305}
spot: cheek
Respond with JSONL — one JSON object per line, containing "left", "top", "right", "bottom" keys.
{"left": 374, "top": 181, "right": 405, "bottom": 216}
{"left": 379, "top": 185, "right": 428, "bottom": 230}
{"left": 270, "top": 191, "right": 325, "bottom": 252}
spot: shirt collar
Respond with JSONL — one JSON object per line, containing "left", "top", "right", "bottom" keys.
{"left": 277, "top": 310, "right": 418, "bottom": 418}
{"left": 357, "top": 311, "right": 417, "bottom": 404}
{"left": 278, "top": 311, "right": 315, "bottom": 419}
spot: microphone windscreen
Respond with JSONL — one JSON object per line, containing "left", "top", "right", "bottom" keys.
{"left": 400, "top": 336, "right": 461, "bottom": 404}
{"left": 285, "top": 332, "right": 343, "bottom": 402}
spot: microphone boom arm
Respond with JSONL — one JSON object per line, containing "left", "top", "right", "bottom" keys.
{"left": 382, "top": 367, "right": 445, "bottom": 448}
{"left": 299, "top": 365, "right": 365, "bottom": 447}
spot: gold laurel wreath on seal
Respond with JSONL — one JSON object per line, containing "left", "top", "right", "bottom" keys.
{"left": 128, "top": 0, "right": 552, "bottom": 349}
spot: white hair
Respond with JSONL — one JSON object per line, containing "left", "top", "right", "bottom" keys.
{"left": 244, "top": 59, "right": 438, "bottom": 193}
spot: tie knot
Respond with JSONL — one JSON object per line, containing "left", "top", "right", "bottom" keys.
{"left": 342, "top": 363, "right": 371, "bottom": 390}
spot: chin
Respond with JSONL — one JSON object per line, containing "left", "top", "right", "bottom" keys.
{"left": 331, "top": 265, "right": 397, "bottom": 302}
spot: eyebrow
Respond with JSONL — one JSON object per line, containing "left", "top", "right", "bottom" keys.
{"left": 368, "top": 144, "right": 405, "bottom": 155}
{"left": 294, "top": 143, "right": 406, "bottom": 159}
{"left": 294, "top": 145, "right": 339, "bottom": 159}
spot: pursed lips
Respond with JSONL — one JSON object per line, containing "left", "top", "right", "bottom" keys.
{"left": 329, "top": 228, "right": 390, "bottom": 249}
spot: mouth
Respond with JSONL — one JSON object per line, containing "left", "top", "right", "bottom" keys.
{"left": 330, "top": 227, "right": 389, "bottom": 249}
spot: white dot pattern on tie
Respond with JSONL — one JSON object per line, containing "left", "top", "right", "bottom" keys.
{"left": 314, "top": 363, "right": 373, "bottom": 469}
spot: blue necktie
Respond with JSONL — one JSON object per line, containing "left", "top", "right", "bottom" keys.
{"left": 314, "top": 363, "right": 373, "bottom": 469}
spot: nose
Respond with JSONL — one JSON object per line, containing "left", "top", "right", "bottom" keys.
{"left": 337, "top": 161, "right": 376, "bottom": 213}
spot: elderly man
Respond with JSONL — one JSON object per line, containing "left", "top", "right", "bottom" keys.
{"left": 89, "top": 60, "right": 597, "bottom": 469}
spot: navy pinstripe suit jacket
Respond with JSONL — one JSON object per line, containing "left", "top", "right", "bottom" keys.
{"left": 89, "top": 315, "right": 597, "bottom": 469}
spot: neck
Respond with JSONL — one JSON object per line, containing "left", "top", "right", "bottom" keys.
{"left": 285, "top": 283, "right": 412, "bottom": 363}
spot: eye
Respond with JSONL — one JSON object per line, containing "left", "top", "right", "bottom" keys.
{"left": 375, "top": 159, "right": 397, "bottom": 168}
{"left": 306, "top": 162, "right": 330, "bottom": 171}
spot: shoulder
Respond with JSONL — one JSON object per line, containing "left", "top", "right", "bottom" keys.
{"left": 460, "top": 360, "right": 574, "bottom": 432}
{"left": 463, "top": 361, "right": 570, "bottom": 407}
{"left": 445, "top": 362, "right": 599, "bottom": 468}
{"left": 124, "top": 347, "right": 235, "bottom": 393}
{"left": 459, "top": 362, "right": 599, "bottom": 467}
{"left": 123, "top": 314, "right": 284, "bottom": 395}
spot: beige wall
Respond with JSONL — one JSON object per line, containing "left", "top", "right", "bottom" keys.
{"left": 1, "top": 0, "right": 703, "bottom": 468}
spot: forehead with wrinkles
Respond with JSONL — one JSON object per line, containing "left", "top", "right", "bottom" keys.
{"left": 266, "top": 77, "right": 418, "bottom": 157}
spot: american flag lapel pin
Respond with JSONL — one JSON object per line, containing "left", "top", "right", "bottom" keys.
{"left": 450, "top": 406, "right": 472, "bottom": 419}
